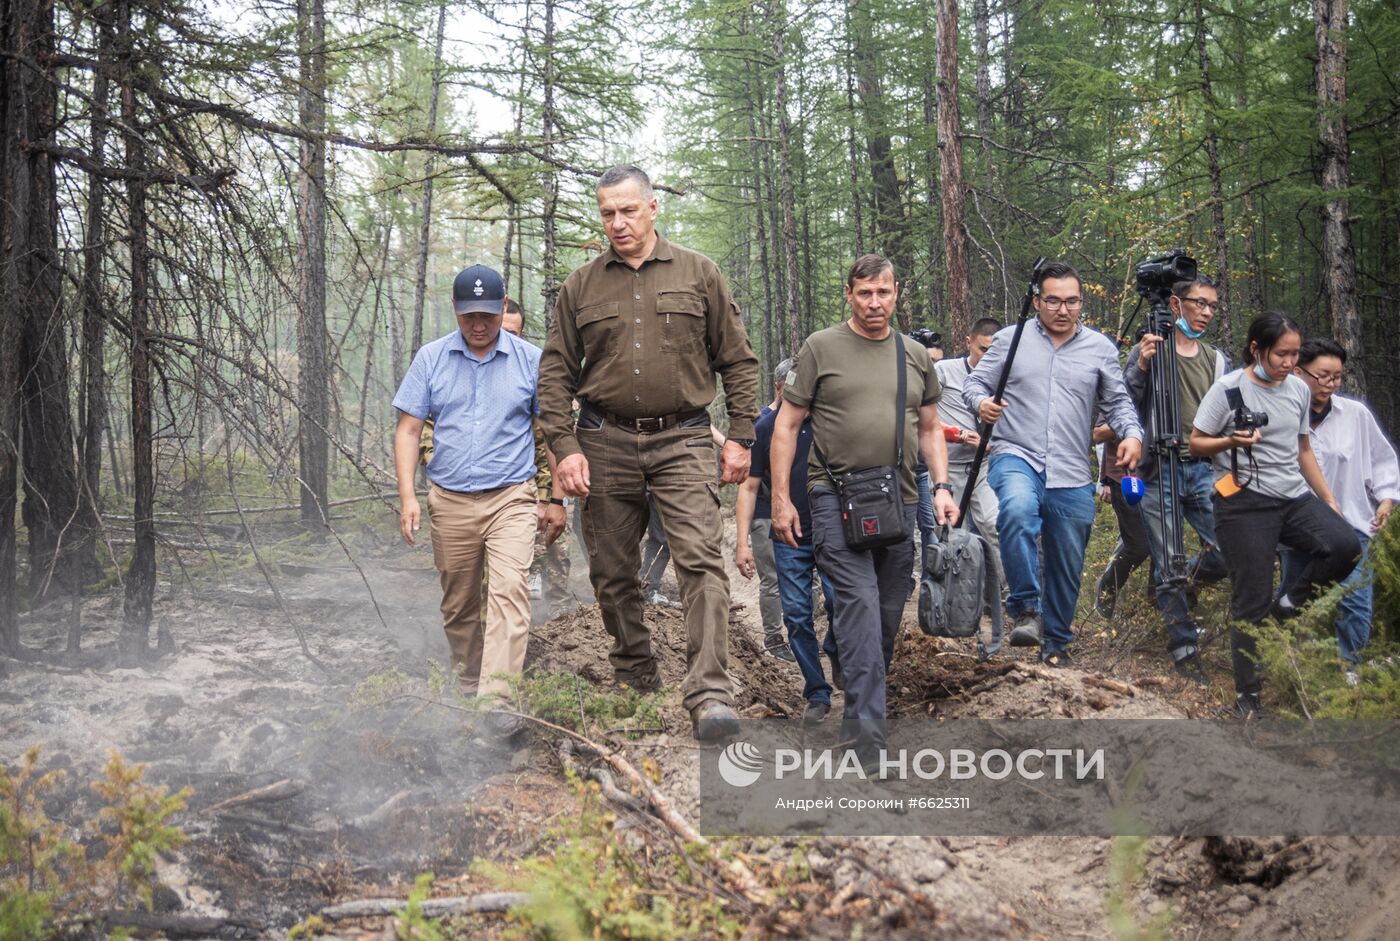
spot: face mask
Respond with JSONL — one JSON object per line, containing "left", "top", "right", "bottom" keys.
{"left": 1176, "top": 316, "right": 1205, "bottom": 339}
{"left": 1253, "top": 362, "right": 1273, "bottom": 383}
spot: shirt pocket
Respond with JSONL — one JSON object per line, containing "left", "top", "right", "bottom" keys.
{"left": 656, "top": 290, "right": 706, "bottom": 353}
{"left": 577, "top": 301, "right": 621, "bottom": 362}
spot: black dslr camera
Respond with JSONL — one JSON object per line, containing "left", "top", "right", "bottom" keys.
{"left": 1231, "top": 402, "right": 1269, "bottom": 434}
{"left": 1135, "top": 248, "right": 1197, "bottom": 300}
{"left": 1224, "top": 387, "right": 1269, "bottom": 435}
{"left": 909, "top": 327, "right": 942, "bottom": 348}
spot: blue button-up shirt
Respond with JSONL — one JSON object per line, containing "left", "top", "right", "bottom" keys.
{"left": 963, "top": 318, "right": 1142, "bottom": 488}
{"left": 393, "top": 328, "right": 541, "bottom": 493}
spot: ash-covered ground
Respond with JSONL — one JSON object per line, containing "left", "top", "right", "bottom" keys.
{"left": 3, "top": 509, "right": 1399, "bottom": 939}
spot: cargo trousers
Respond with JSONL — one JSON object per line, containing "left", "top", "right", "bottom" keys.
{"left": 577, "top": 413, "right": 734, "bottom": 710}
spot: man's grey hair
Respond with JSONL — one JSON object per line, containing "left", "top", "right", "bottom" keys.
{"left": 596, "top": 165, "right": 653, "bottom": 198}
{"left": 774, "top": 358, "right": 796, "bottom": 386}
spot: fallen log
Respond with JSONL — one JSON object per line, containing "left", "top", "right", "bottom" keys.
{"left": 1081, "top": 675, "right": 1135, "bottom": 697}
{"left": 72, "top": 911, "right": 262, "bottom": 938}
{"left": 203, "top": 778, "right": 304, "bottom": 816}
{"left": 320, "top": 893, "right": 528, "bottom": 919}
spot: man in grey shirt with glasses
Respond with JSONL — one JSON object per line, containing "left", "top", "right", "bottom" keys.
{"left": 964, "top": 261, "right": 1142, "bottom": 667}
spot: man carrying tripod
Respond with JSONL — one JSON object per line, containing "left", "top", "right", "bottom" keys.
{"left": 1123, "top": 269, "right": 1230, "bottom": 683}
{"left": 964, "top": 261, "right": 1142, "bottom": 667}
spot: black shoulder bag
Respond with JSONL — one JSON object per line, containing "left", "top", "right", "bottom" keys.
{"left": 813, "top": 333, "right": 912, "bottom": 551}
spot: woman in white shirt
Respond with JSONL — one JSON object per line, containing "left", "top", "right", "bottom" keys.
{"left": 1282, "top": 338, "right": 1399, "bottom": 686}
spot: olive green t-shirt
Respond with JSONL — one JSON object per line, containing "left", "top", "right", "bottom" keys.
{"left": 783, "top": 322, "right": 942, "bottom": 502}
{"left": 1175, "top": 342, "right": 1219, "bottom": 448}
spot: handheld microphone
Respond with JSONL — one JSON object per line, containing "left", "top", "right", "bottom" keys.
{"left": 1121, "top": 476, "right": 1146, "bottom": 506}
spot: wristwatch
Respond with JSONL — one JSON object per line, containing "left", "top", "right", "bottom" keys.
{"left": 933, "top": 482, "right": 955, "bottom": 496}
{"left": 548, "top": 497, "right": 566, "bottom": 506}
{"left": 727, "top": 437, "right": 755, "bottom": 449}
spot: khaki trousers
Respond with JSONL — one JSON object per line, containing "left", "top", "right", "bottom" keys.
{"left": 577, "top": 417, "right": 734, "bottom": 711}
{"left": 427, "top": 480, "right": 537, "bottom": 698}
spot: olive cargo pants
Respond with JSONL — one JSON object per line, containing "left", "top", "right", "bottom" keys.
{"left": 577, "top": 415, "right": 734, "bottom": 710}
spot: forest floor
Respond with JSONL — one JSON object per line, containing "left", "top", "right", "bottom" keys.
{"left": 3, "top": 501, "right": 1399, "bottom": 940}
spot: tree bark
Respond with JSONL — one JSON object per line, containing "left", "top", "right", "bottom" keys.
{"left": 842, "top": 1, "right": 864, "bottom": 255}
{"left": 410, "top": 1, "right": 447, "bottom": 359}
{"left": 1313, "top": 0, "right": 1364, "bottom": 394}
{"left": 936, "top": 0, "right": 972, "bottom": 343}
{"left": 119, "top": 0, "right": 155, "bottom": 657}
{"left": 296, "top": 0, "right": 330, "bottom": 526}
{"left": 973, "top": 0, "right": 992, "bottom": 138}
{"left": 12, "top": 0, "right": 82, "bottom": 608}
{"left": 850, "top": 0, "right": 914, "bottom": 329}
{"left": 770, "top": 0, "right": 801, "bottom": 358}
{"left": 540, "top": 0, "right": 561, "bottom": 320}
{"left": 0, "top": 0, "right": 62, "bottom": 653}
{"left": 1193, "top": 0, "right": 1231, "bottom": 339}
{"left": 741, "top": 13, "right": 774, "bottom": 381}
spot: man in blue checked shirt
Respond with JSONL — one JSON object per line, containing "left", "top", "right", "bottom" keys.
{"left": 393, "top": 264, "right": 566, "bottom": 723}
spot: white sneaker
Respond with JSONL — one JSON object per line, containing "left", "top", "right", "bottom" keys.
{"left": 1345, "top": 667, "right": 1361, "bottom": 688}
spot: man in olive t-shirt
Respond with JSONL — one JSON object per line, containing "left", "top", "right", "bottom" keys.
{"left": 771, "top": 254, "right": 959, "bottom": 762}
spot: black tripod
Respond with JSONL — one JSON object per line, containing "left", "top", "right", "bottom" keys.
{"left": 1143, "top": 291, "right": 1189, "bottom": 592}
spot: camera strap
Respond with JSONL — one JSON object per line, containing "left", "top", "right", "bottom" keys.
{"left": 1221, "top": 385, "right": 1256, "bottom": 490}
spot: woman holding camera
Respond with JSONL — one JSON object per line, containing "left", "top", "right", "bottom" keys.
{"left": 1189, "top": 312, "right": 1360, "bottom": 717}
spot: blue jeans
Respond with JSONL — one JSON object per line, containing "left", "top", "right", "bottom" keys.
{"left": 1280, "top": 529, "right": 1373, "bottom": 665}
{"left": 1139, "top": 460, "right": 1228, "bottom": 652}
{"left": 773, "top": 539, "right": 835, "bottom": 705}
{"left": 987, "top": 455, "right": 1096, "bottom": 652}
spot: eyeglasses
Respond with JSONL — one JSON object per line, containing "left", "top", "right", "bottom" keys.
{"left": 1299, "top": 367, "right": 1343, "bottom": 386}
{"left": 1181, "top": 297, "right": 1222, "bottom": 313}
{"left": 1040, "top": 297, "right": 1084, "bottom": 311}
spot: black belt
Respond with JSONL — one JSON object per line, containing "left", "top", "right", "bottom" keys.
{"left": 581, "top": 402, "right": 708, "bottom": 434}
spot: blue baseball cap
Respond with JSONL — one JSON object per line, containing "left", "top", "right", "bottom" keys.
{"left": 452, "top": 264, "right": 506, "bottom": 315}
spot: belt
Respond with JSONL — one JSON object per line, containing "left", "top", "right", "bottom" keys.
{"left": 581, "top": 402, "right": 708, "bottom": 434}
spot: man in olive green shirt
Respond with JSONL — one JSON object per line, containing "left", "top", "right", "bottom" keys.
{"left": 538, "top": 165, "right": 759, "bottom": 742}
{"left": 772, "top": 254, "right": 959, "bottom": 762}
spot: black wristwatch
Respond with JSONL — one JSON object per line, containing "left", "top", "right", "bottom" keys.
{"left": 548, "top": 497, "right": 566, "bottom": 506}
{"left": 933, "top": 482, "right": 955, "bottom": 496}
{"left": 727, "top": 437, "right": 755, "bottom": 449}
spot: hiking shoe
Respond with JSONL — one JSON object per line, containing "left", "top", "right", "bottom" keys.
{"left": 1345, "top": 667, "right": 1361, "bottom": 688}
{"left": 801, "top": 700, "right": 831, "bottom": 726}
{"left": 481, "top": 710, "right": 527, "bottom": 740}
{"left": 692, "top": 701, "right": 740, "bottom": 742}
{"left": 615, "top": 669, "right": 663, "bottom": 695}
{"left": 1039, "top": 649, "right": 1073, "bottom": 668}
{"left": 1171, "top": 649, "right": 1208, "bottom": 685}
{"left": 1234, "top": 692, "right": 1264, "bottom": 720}
{"left": 763, "top": 636, "right": 797, "bottom": 662}
{"left": 1094, "top": 570, "right": 1118, "bottom": 619}
{"left": 1008, "top": 613, "right": 1044, "bottom": 647}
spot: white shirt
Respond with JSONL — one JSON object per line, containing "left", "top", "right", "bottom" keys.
{"left": 1308, "top": 393, "right": 1400, "bottom": 534}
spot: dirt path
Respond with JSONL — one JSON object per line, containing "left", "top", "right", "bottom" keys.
{"left": 3, "top": 513, "right": 1396, "bottom": 938}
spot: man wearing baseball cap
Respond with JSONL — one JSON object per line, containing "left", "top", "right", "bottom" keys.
{"left": 392, "top": 264, "right": 545, "bottom": 731}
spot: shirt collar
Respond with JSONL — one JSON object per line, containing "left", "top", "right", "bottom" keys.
{"left": 448, "top": 327, "right": 513, "bottom": 362}
{"left": 604, "top": 233, "right": 674, "bottom": 268}
{"left": 1033, "top": 316, "right": 1083, "bottom": 342}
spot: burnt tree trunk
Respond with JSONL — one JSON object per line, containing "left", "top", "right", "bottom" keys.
{"left": 296, "top": 0, "right": 330, "bottom": 526}
{"left": 119, "top": 0, "right": 154, "bottom": 657}
{"left": 410, "top": 0, "right": 447, "bottom": 359}
{"left": 1313, "top": 0, "right": 1364, "bottom": 394}
{"left": 842, "top": 1, "right": 864, "bottom": 255}
{"left": 0, "top": 0, "right": 62, "bottom": 653}
{"left": 936, "top": 0, "right": 972, "bottom": 343}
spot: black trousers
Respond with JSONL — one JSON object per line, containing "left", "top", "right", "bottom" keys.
{"left": 1212, "top": 489, "right": 1360, "bottom": 695}
{"left": 1102, "top": 482, "right": 1152, "bottom": 593}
